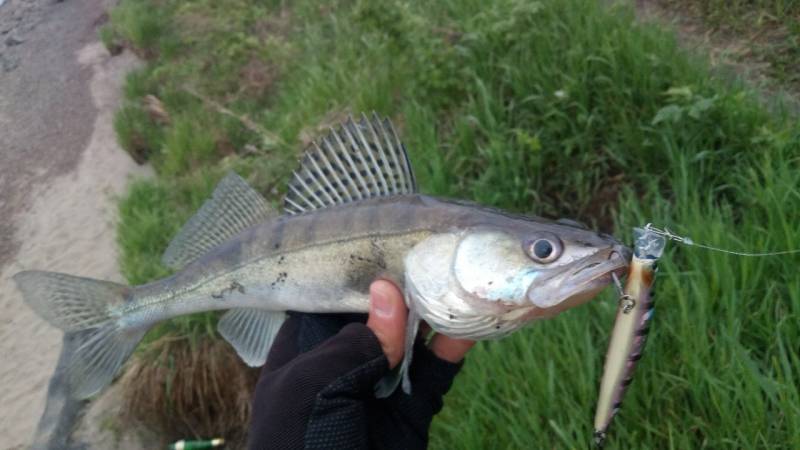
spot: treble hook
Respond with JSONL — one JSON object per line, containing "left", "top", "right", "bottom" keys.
{"left": 611, "top": 272, "right": 635, "bottom": 314}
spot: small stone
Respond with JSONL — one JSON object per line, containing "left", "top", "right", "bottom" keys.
{"left": 0, "top": 54, "right": 18, "bottom": 72}
{"left": 5, "top": 35, "right": 23, "bottom": 46}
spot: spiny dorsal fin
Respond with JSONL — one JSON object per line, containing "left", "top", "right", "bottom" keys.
{"left": 284, "top": 113, "right": 417, "bottom": 215}
{"left": 162, "top": 172, "right": 276, "bottom": 270}
{"left": 218, "top": 308, "right": 286, "bottom": 367}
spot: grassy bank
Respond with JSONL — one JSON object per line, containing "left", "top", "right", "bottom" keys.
{"left": 106, "top": 0, "right": 800, "bottom": 447}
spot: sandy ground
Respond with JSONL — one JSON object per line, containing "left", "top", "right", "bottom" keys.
{"left": 0, "top": 1, "right": 151, "bottom": 448}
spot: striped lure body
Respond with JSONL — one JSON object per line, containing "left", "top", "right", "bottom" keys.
{"left": 593, "top": 227, "right": 666, "bottom": 446}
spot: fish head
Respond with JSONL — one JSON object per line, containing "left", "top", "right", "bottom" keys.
{"left": 405, "top": 215, "right": 631, "bottom": 339}
{"left": 451, "top": 220, "right": 631, "bottom": 317}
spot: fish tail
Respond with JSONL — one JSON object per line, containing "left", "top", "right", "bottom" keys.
{"left": 13, "top": 270, "right": 146, "bottom": 399}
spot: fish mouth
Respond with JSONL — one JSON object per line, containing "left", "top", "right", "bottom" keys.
{"left": 579, "top": 245, "right": 631, "bottom": 288}
{"left": 527, "top": 244, "right": 631, "bottom": 309}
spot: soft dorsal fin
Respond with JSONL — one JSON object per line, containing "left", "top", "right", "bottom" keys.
{"left": 284, "top": 113, "right": 417, "bottom": 215}
{"left": 162, "top": 172, "right": 276, "bottom": 270}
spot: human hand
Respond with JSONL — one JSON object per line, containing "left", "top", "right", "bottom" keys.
{"left": 247, "top": 280, "right": 474, "bottom": 450}
{"left": 365, "top": 279, "right": 474, "bottom": 368}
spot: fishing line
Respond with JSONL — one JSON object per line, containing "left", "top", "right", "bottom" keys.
{"left": 643, "top": 223, "right": 800, "bottom": 257}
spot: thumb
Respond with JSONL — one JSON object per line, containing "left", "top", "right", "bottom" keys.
{"left": 366, "top": 280, "right": 407, "bottom": 369}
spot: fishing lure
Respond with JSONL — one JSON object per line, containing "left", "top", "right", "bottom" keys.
{"left": 593, "top": 226, "right": 666, "bottom": 447}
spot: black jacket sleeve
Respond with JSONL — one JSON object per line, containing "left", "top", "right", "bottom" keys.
{"left": 247, "top": 313, "right": 463, "bottom": 450}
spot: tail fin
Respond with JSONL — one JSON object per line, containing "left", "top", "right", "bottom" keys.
{"left": 13, "top": 271, "right": 146, "bottom": 399}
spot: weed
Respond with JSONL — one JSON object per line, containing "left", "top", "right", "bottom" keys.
{"left": 121, "top": 335, "right": 258, "bottom": 447}
{"left": 98, "top": 25, "right": 123, "bottom": 56}
{"left": 107, "top": 0, "right": 171, "bottom": 57}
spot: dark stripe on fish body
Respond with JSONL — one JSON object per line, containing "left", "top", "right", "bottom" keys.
{"left": 229, "top": 232, "right": 246, "bottom": 269}
{"left": 365, "top": 203, "right": 379, "bottom": 232}
{"left": 613, "top": 401, "right": 622, "bottom": 409}
{"left": 270, "top": 217, "right": 286, "bottom": 252}
{"left": 629, "top": 353, "right": 643, "bottom": 362}
{"left": 406, "top": 200, "right": 421, "bottom": 231}
{"left": 392, "top": 198, "right": 412, "bottom": 231}
{"left": 389, "top": 198, "right": 410, "bottom": 227}
{"left": 364, "top": 202, "right": 379, "bottom": 232}
{"left": 346, "top": 203, "right": 361, "bottom": 234}
{"left": 306, "top": 209, "right": 322, "bottom": 243}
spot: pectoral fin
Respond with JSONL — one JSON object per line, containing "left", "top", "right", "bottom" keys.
{"left": 374, "top": 295, "right": 420, "bottom": 398}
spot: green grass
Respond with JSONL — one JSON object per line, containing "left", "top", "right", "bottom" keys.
{"left": 108, "top": 0, "right": 800, "bottom": 447}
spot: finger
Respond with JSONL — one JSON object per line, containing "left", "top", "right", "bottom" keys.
{"left": 428, "top": 334, "right": 475, "bottom": 363}
{"left": 365, "top": 279, "right": 408, "bottom": 368}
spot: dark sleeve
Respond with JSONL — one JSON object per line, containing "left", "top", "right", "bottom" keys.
{"left": 248, "top": 313, "right": 464, "bottom": 450}
{"left": 362, "top": 339, "right": 463, "bottom": 450}
{"left": 249, "top": 321, "right": 387, "bottom": 450}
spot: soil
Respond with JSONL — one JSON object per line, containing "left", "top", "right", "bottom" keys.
{"left": 635, "top": 0, "right": 800, "bottom": 114}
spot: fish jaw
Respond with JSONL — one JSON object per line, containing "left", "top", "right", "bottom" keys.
{"left": 526, "top": 244, "right": 631, "bottom": 310}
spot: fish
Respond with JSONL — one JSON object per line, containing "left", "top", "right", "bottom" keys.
{"left": 593, "top": 226, "right": 666, "bottom": 446}
{"left": 14, "top": 113, "right": 631, "bottom": 400}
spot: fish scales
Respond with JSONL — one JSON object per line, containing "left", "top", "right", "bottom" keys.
{"left": 125, "top": 196, "right": 475, "bottom": 323}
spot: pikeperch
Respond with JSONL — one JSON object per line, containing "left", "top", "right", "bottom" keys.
{"left": 15, "top": 114, "right": 631, "bottom": 399}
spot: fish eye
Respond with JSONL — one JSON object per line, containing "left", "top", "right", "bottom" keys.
{"left": 534, "top": 240, "right": 553, "bottom": 258}
{"left": 524, "top": 235, "right": 563, "bottom": 264}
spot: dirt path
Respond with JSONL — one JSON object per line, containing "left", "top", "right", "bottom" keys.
{"left": 635, "top": 0, "right": 800, "bottom": 114}
{"left": 0, "top": 0, "right": 150, "bottom": 448}
{"left": 1, "top": 0, "right": 100, "bottom": 264}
